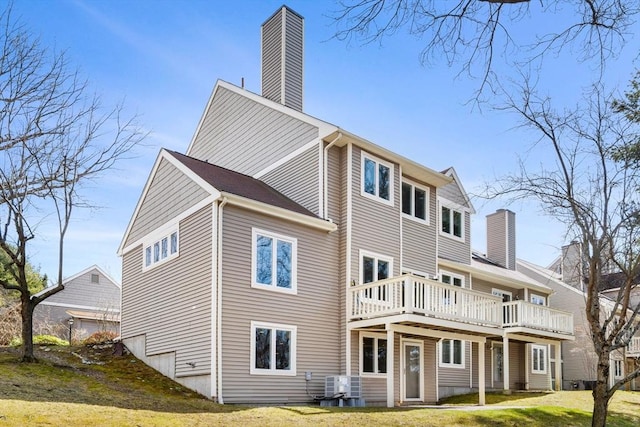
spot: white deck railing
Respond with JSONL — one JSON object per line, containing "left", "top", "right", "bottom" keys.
{"left": 349, "top": 274, "right": 502, "bottom": 327}
{"left": 628, "top": 337, "right": 640, "bottom": 355}
{"left": 502, "top": 300, "right": 574, "bottom": 335}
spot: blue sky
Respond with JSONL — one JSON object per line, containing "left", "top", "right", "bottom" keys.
{"left": 11, "top": 0, "right": 639, "bottom": 283}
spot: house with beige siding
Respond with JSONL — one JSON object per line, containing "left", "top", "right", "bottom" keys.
{"left": 33, "top": 265, "right": 120, "bottom": 341}
{"left": 518, "top": 256, "right": 640, "bottom": 392}
{"left": 118, "top": 6, "right": 575, "bottom": 407}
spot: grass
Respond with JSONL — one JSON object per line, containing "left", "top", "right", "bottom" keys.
{"left": 1, "top": 345, "right": 639, "bottom": 426}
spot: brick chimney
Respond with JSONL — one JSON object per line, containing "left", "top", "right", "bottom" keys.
{"left": 486, "top": 209, "right": 516, "bottom": 270}
{"left": 261, "top": 6, "right": 304, "bottom": 112}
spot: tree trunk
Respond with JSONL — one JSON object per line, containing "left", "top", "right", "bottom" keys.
{"left": 591, "top": 354, "right": 611, "bottom": 427}
{"left": 20, "top": 294, "right": 36, "bottom": 363}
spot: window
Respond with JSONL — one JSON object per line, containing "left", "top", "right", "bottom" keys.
{"left": 531, "top": 345, "right": 547, "bottom": 374}
{"left": 530, "top": 294, "right": 546, "bottom": 305}
{"left": 440, "top": 203, "right": 464, "bottom": 240}
{"left": 361, "top": 152, "right": 393, "bottom": 205}
{"left": 440, "top": 339, "right": 464, "bottom": 368}
{"left": 143, "top": 227, "right": 179, "bottom": 270}
{"left": 360, "top": 251, "right": 393, "bottom": 300}
{"left": 250, "top": 322, "right": 296, "bottom": 375}
{"left": 360, "top": 333, "right": 387, "bottom": 375}
{"left": 90, "top": 274, "right": 99, "bottom": 284}
{"left": 252, "top": 229, "right": 297, "bottom": 294}
{"left": 402, "top": 180, "right": 429, "bottom": 223}
{"left": 614, "top": 360, "right": 623, "bottom": 378}
{"left": 440, "top": 271, "right": 464, "bottom": 288}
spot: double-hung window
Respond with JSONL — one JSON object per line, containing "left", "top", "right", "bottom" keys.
{"left": 251, "top": 321, "right": 296, "bottom": 376}
{"left": 252, "top": 229, "right": 297, "bottom": 294}
{"left": 360, "top": 333, "right": 387, "bottom": 375}
{"left": 362, "top": 152, "right": 393, "bottom": 205}
{"left": 440, "top": 339, "right": 464, "bottom": 368}
{"left": 402, "top": 180, "right": 429, "bottom": 223}
{"left": 531, "top": 345, "right": 547, "bottom": 374}
{"left": 440, "top": 202, "right": 464, "bottom": 240}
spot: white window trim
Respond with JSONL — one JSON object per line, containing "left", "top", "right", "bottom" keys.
{"left": 530, "top": 293, "right": 546, "bottom": 305}
{"left": 250, "top": 321, "right": 297, "bottom": 376}
{"left": 614, "top": 359, "right": 623, "bottom": 378}
{"left": 361, "top": 151, "right": 394, "bottom": 206}
{"left": 439, "top": 339, "right": 466, "bottom": 369}
{"left": 359, "top": 332, "right": 388, "bottom": 377}
{"left": 492, "top": 288, "right": 513, "bottom": 301}
{"left": 402, "top": 178, "right": 430, "bottom": 225}
{"left": 439, "top": 269, "right": 466, "bottom": 288}
{"left": 251, "top": 228, "right": 298, "bottom": 295}
{"left": 142, "top": 223, "right": 179, "bottom": 271}
{"left": 438, "top": 199, "right": 466, "bottom": 242}
{"left": 531, "top": 344, "right": 547, "bottom": 374}
{"left": 359, "top": 249, "right": 394, "bottom": 284}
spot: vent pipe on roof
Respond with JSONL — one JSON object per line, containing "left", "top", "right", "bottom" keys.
{"left": 261, "top": 6, "right": 304, "bottom": 112}
{"left": 486, "top": 209, "right": 516, "bottom": 270}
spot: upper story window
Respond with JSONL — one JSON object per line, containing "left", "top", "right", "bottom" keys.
{"left": 530, "top": 294, "right": 546, "bottom": 305}
{"left": 143, "top": 227, "right": 179, "bottom": 270}
{"left": 614, "top": 359, "right": 623, "bottom": 378}
{"left": 440, "top": 270, "right": 465, "bottom": 288}
{"left": 440, "top": 339, "right": 464, "bottom": 368}
{"left": 252, "top": 228, "right": 297, "bottom": 294}
{"left": 250, "top": 321, "right": 296, "bottom": 376}
{"left": 440, "top": 202, "right": 464, "bottom": 241}
{"left": 531, "top": 345, "right": 547, "bottom": 374}
{"left": 360, "top": 250, "right": 393, "bottom": 300}
{"left": 90, "top": 274, "right": 100, "bottom": 284}
{"left": 361, "top": 152, "right": 394, "bottom": 206}
{"left": 360, "top": 332, "right": 387, "bottom": 376}
{"left": 402, "top": 180, "right": 429, "bottom": 223}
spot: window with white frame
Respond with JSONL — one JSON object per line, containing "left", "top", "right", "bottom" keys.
{"left": 440, "top": 203, "right": 464, "bottom": 240}
{"left": 252, "top": 229, "right": 297, "bottom": 293}
{"left": 250, "top": 321, "right": 296, "bottom": 375}
{"left": 360, "top": 333, "right": 387, "bottom": 375}
{"left": 362, "top": 152, "right": 393, "bottom": 205}
{"left": 531, "top": 345, "right": 547, "bottom": 374}
{"left": 360, "top": 251, "right": 392, "bottom": 300}
{"left": 440, "top": 339, "right": 464, "bottom": 368}
{"left": 144, "top": 228, "right": 179, "bottom": 269}
{"left": 530, "top": 294, "right": 546, "bottom": 305}
{"left": 440, "top": 271, "right": 464, "bottom": 288}
{"left": 614, "top": 359, "right": 623, "bottom": 378}
{"left": 402, "top": 180, "right": 429, "bottom": 223}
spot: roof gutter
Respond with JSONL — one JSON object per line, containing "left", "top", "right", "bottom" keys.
{"left": 323, "top": 132, "right": 342, "bottom": 219}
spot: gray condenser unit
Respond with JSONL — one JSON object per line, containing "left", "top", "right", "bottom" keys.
{"left": 324, "top": 375, "right": 362, "bottom": 399}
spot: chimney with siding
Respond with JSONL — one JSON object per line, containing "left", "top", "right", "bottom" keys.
{"left": 486, "top": 209, "right": 516, "bottom": 270}
{"left": 261, "top": 6, "right": 304, "bottom": 112}
{"left": 561, "top": 241, "right": 584, "bottom": 289}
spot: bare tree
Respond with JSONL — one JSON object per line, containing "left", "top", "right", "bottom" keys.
{"left": 0, "top": 5, "right": 145, "bottom": 361}
{"left": 333, "top": 0, "right": 638, "bottom": 97}
{"left": 488, "top": 78, "right": 640, "bottom": 427}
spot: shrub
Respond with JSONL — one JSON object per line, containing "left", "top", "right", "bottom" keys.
{"left": 83, "top": 330, "right": 118, "bottom": 345}
{"left": 10, "top": 334, "right": 69, "bottom": 346}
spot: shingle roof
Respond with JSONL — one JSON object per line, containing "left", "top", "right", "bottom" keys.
{"left": 166, "top": 150, "right": 319, "bottom": 219}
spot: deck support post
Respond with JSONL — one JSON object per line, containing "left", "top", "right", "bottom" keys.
{"left": 503, "top": 335, "right": 511, "bottom": 394}
{"left": 386, "top": 327, "right": 394, "bottom": 408}
{"left": 478, "top": 341, "right": 486, "bottom": 405}
{"left": 554, "top": 342, "right": 562, "bottom": 391}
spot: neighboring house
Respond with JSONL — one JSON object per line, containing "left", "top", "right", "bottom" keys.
{"left": 517, "top": 256, "right": 640, "bottom": 392}
{"left": 118, "top": 6, "right": 574, "bottom": 407}
{"left": 33, "top": 265, "right": 121, "bottom": 341}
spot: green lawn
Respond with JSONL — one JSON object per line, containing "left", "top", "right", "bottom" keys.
{"left": 1, "top": 345, "right": 639, "bottom": 426}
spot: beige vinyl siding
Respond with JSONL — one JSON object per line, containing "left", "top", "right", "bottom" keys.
{"left": 508, "top": 342, "right": 525, "bottom": 389}
{"left": 261, "top": 9, "right": 282, "bottom": 105}
{"left": 41, "top": 269, "right": 120, "bottom": 309}
{"left": 350, "top": 146, "right": 401, "bottom": 281}
{"left": 437, "top": 211, "right": 471, "bottom": 264}
{"left": 121, "top": 204, "right": 213, "bottom": 378}
{"left": 261, "top": 144, "right": 320, "bottom": 215}
{"left": 438, "top": 341, "right": 472, "bottom": 387}
{"left": 283, "top": 10, "right": 303, "bottom": 111}
{"left": 126, "top": 159, "right": 209, "bottom": 247}
{"left": 187, "top": 86, "right": 318, "bottom": 176}
{"left": 486, "top": 215, "right": 506, "bottom": 266}
{"left": 402, "top": 181, "right": 437, "bottom": 275}
{"left": 517, "top": 262, "right": 594, "bottom": 386}
{"left": 219, "top": 205, "right": 340, "bottom": 404}
{"left": 439, "top": 180, "right": 469, "bottom": 208}
{"left": 422, "top": 339, "right": 438, "bottom": 403}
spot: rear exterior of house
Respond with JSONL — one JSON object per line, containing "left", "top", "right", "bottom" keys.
{"left": 33, "top": 265, "right": 120, "bottom": 341}
{"left": 119, "top": 6, "right": 575, "bottom": 406}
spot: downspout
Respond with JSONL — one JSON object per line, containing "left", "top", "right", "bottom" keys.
{"left": 323, "top": 132, "right": 342, "bottom": 219}
{"left": 217, "top": 197, "right": 229, "bottom": 404}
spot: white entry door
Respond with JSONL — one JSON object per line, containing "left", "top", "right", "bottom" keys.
{"left": 402, "top": 340, "right": 424, "bottom": 401}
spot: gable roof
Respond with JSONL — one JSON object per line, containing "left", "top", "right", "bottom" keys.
{"left": 34, "top": 265, "right": 121, "bottom": 297}
{"left": 439, "top": 167, "right": 475, "bottom": 213}
{"left": 166, "top": 150, "right": 317, "bottom": 218}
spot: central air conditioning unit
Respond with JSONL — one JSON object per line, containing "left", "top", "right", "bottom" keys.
{"left": 325, "top": 375, "right": 362, "bottom": 399}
